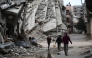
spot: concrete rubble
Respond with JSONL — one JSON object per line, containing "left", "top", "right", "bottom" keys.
{"left": 0, "top": 45, "right": 42, "bottom": 58}
{"left": 0, "top": 0, "right": 42, "bottom": 58}
{"left": 28, "top": 25, "right": 47, "bottom": 43}
{"left": 0, "top": 0, "right": 91, "bottom": 58}
{"left": 0, "top": 0, "right": 68, "bottom": 57}
{"left": 80, "top": 46, "right": 92, "bottom": 58}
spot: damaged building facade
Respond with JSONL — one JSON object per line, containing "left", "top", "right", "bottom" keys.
{"left": 0, "top": 0, "right": 31, "bottom": 48}
{"left": 0, "top": 0, "right": 67, "bottom": 53}
{"left": 0, "top": 0, "right": 68, "bottom": 57}
{"left": 65, "top": 3, "right": 73, "bottom": 33}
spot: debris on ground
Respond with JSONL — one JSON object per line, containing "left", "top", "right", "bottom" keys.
{"left": 80, "top": 46, "right": 92, "bottom": 58}
{"left": 0, "top": 45, "right": 42, "bottom": 58}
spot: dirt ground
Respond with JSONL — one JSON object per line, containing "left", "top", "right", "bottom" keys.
{"left": 22, "top": 34, "right": 92, "bottom": 58}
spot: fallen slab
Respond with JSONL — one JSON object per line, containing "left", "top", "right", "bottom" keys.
{"left": 0, "top": 42, "right": 14, "bottom": 49}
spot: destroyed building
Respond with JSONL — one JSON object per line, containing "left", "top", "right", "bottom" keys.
{"left": 0, "top": 0, "right": 67, "bottom": 57}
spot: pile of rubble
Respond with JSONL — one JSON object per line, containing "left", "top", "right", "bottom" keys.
{"left": 80, "top": 46, "right": 92, "bottom": 58}
{"left": 35, "top": 3, "right": 47, "bottom": 21}
{"left": 0, "top": 45, "right": 41, "bottom": 58}
{"left": 28, "top": 25, "right": 47, "bottom": 43}
{"left": 0, "top": 0, "right": 66, "bottom": 57}
{"left": 46, "top": 3, "right": 55, "bottom": 19}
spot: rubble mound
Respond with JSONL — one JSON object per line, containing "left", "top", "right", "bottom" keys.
{"left": 0, "top": 46, "right": 40, "bottom": 58}
{"left": 28, "top": 25, "right": 47, "bottom": 43}
{"left": 80, "top": 46, "right": 92, "bottom": 58}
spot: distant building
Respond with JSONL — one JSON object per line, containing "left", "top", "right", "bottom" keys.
{"left": 65, "top": 2, "right": 73, "bottom": 33}
{"left": 73, "top": 5, "right": 83, "bottom": 18}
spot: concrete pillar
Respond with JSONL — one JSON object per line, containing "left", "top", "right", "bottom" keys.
{"left": 86, "top": 16, "right": 92, "bottom": 39}
{"left": 87, "top": 23, "right": 90, "bottom": 34}
{"left": 87, "top": 18, "right": 92, "bottom": 39}
{"left": 90, "top": 18, "right": 92, "bottom": 39}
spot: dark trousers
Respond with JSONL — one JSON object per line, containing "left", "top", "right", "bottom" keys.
{"left": 64, "top": 44, "right": 68, "bottom": 56}
{"left": 57, "top": 42, "right": 61, "bottom": 50}
{"left": 48, "top": 42, "right": 50, "bottom": 50}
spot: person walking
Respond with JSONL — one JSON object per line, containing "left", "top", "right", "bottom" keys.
{"left": 55, "top": 35, "right": 62, "bottom": 51}
{"left": 62, "top": 32, "right": 72, "bottom": 56}
{"left": 47, "top": 36, "right": 51, "bottom": 50}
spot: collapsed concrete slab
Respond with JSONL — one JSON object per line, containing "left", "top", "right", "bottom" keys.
{"left": 42, "top": 1, "right": 63, "bottom": 33}
{"left": 24, "top": 0, "right": 67, "bottom": 35}
{"left": 61, "top": 22, "right": 67, "bottom": 30}
{"left": 35, "top": 2, "right": 48, "bottom": 22}
{"left": 55, "top": 1, "right": 62, "bottom": 25}
{"left": 43, "top": 22, "right": 67, "bottom": 36}
{"left": 0, "top": 42, "right": 14, "bottom": 49}
{"left": 5, "top": 4, "right": 24, "bottom": 15}
{"left": 24, "top": 0, "right": 42, "bottom": 32}
{"left": 42, "top": 18, "right": 56, "bottom": 32}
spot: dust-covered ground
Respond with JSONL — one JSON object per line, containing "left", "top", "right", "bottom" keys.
{"left": 1, "top": 34, "right": 91, "bottom": 58}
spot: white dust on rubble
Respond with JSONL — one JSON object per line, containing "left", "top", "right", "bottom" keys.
{"left": 0, "top": 46, "right": 42, "bottom": 58}
{"left": 78, "top": 45, "right": 92, "bottom": 58}
{"left": 28, "top": 25, "right": 47, "bottom": 43}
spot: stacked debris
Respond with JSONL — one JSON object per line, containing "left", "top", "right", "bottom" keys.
{"left": 0, "top": 1, "right": 36, "bottom": 58}
{"left": 80, "top": 46, "right": 92, "bottom": 58}
{"left": 0, "top": 0, "right": 67, "bottom": 57}
{"left": 46, "top": 2, "right": 55, "bottom": 19}
{"left": 28, "top": 25, "right": 47, "bottom": 43}
{"left": 35, "top": 3, "right": 47, "bottom": 22}
{"left": 0, "top": 45, "right": 42, "bottom": 58}
{"left": 24, "top": 0, "right": 67, "bottom": 40}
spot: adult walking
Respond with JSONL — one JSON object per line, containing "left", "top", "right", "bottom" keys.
{"left": 55, "top": 35, "right": 62, "bottom": 51}
{"left": 47, "top": 36, "right": 51, "bottom": 50}
{"left": 62, "top": 32, "right": 72, "bottom": 56}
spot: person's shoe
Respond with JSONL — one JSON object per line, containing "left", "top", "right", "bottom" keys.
{"left": 65, "top": 54, "right": 68, "bottom": 56}
{"left": 66, "top": 54, "right": 68, "bottom": 56}
{"left": 65, "top": 53, "right": 68, "bottom": 56}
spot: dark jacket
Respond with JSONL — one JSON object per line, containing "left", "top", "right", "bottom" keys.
{"left": 56, "top": 36, "right": 62, "bottom": 43}
{"left": 62, "top": 35, "right": 72, "bottom": 44}
{"left": 47, "top": 37, "right": 51, "bottom": 43}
